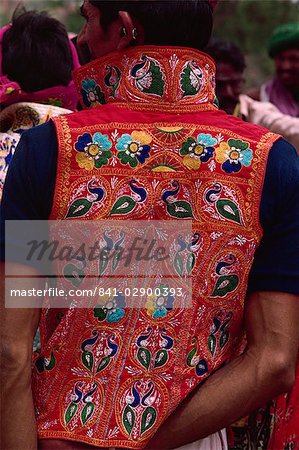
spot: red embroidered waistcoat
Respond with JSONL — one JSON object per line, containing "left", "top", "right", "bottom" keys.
{"left": 32, "top": 47, "right": 279, "bottom": 448}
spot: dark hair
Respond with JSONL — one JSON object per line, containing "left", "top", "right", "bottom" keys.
{"left": 205, "top": 39, "right": 246, "bottom": 72}
{"left": 89, "top": 0, "right": 213, "bottom": 50}
{"left": 2, "top": 9, "right": 73, "bottom": 92}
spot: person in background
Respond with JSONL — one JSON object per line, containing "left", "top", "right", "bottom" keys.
{"left": 0, "top": 9, "right": 80, "bottom": 199}
{"left": 205, "top": 38, "right": 246, "bottom": 115}
{"left": 247, "top": 22, "right": 299, "bottom": 117}
{"left": 206, "top": 38, "right": 299, "bottom": 151}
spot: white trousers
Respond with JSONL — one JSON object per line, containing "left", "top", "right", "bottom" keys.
{"left": 175, "top": 429, "right": 228, "bottom": 450}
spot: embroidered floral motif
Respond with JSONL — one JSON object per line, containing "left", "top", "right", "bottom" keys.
{"left": 81, "top": 79, "right": 105, "bottom": 107}
{"left": 215, "top": 139, "right": 253, "bottom": 173}
{"left": 145, "top": 285, "right": 175, "bottom": 319}
{"left": 130, "top": 56, "right": 165, "bottom": 97}
{"left": 180, "top": 133, "right": 217, "bottom": 169}
{"left": 93, "top": 292, "right": 126, "bottom": 323}
{"left": 0, "top": 136, "right": 17, "bottom": 172}
{"left": 104, "top": 65, "right": 121, "bottom": 98}
{"left": 74, "top": 132, "right": 112, "bottom": 170}
{"left": 116, "top": 131, "right": 152, "bottom": 167}
{"left": 180, "top": 61, "right": 203, "bottom": 97}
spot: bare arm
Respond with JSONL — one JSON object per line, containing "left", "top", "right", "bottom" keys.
{"left": 1, "top": 262, "right": 42, "bottom": 450}
{"left": 145, "top": 291, "right": 299, "bottom": 449}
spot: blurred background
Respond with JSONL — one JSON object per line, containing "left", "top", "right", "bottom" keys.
{"left": 1, "top": 0, "right": 299, "bottom": 89}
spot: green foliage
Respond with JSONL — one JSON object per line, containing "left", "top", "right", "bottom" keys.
{"left": 213, "top": 0, "right": 299, "bottom": 86}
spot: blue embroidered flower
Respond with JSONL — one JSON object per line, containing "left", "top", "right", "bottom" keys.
{"left": 146, "top": 285, "right": 175, "bottom": 319}
{"left": 81, "top": 79, "right": 105, "bottom": 107}
{"left": 94, "top": 292, "right": 126, "bottom": 323}
{"left": 74, "top": 132, "right": 112, "bottom": 170}
{"left": 180, "top": 133, "right": 217, "bottom": 170}
{"left": 116, "top": 131, "right": 152, "bottom": 168}
{"left": 215, "top": 139, "right": 253, "bottom": 173}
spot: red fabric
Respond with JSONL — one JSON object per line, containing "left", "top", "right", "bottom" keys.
{"left": 268, "top": 357, "right": 299, "bottom": 450}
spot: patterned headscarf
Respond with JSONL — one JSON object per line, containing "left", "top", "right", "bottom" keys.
{"left": 0, "top": 24, "right": 80, "bottom": 110}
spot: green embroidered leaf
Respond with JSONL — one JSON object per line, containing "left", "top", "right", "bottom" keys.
{"left": 186, "top": 252, "right": 195, "bottom": 275}
{"left": 63, "top": 264, "right": 85, "bottom": 287}
{"left": 141, "top": 406, "right": 157, "bottom": 435}
{"left": 45, "top": 350, "right": 56, "bottom": 371}
{"left": 98, "top": 250, "right": 109, "bottom": 275}
{"left": 66, "top": 198, "right": 92, "bottom": 218}
{"left": 180, "top": 63, "right": 197, "bottom": 97}
{"left": 65, "top": 402, "right": 78, "bottom": 425}
{"left": 96, "top": 356, "right": 110, "bottom": 373}
{"left": 137, "top": 347, "right": 151, "bottom": 370}
{"left": 228, "top": 139, "right": 248, "bottom": 151}
{"left": 208, "top": 334, "right": 217, "bottom": 356}
{"left": 187, "top": 344, "right": 198, "bottom": 367}
{"left": 82, "top": 351, "right": 93, "bottom": 371}
{"left": 112, "top": 251, "right": 121, "bottom": 272}
{"left": 219, "top": 331, "right": 230, "bottom": 349}
{"left": 154, "top": 350, "right": 168, "bottom": 368}
{"left": 174, "top": 252, "right": 184, "bottom": 276}
{"left": 216, "top": 199, "right": 241, "bottom": 224}
{"left": 94, "top": 151, "right": 112, "bottom": 169}
{"left": 180, "top": 137, "right": 196, "bottom": 156}
{"left": 211, "top": 275, "right": 239, "bottom": 297}
{"left": 110, "top": 196, "right": 136, "bottom": 215}
{"left": 93, "top": 307, "right": 107, "bottom": 322}
{"left": 81, "top": 402, "right": 95, "bottom": 425}
{"left": 123, "top": 404, "right": 135, "bottom": 436}
{"left": 144, "top": 61, "right": 165, "bottom": 97}
{"left": 166, "top": 201, "right": 194, "bottom": 219}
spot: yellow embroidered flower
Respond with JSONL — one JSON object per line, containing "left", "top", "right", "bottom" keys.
{"left": 183, "top": 154, "right": 201, "bottom": 170}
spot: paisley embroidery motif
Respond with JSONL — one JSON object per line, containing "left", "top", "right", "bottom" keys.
{"left": 130, "top": 56, "right": 165, "bottom": 97}
{"left": 133, "top": 326, "right": 174, "bottom": 371}
{"left": 80, "top": 329, "right": 120, "bottom": 373}
{"left": 104, "top": 65, "right": 121, "bottom": 98}
{"left": 66, "top": 179, "right": 106, "bottom": 218}
{"left": 180, "top": 60, "right": 203, "bottom": 98}
{"left": 186, "top": 337, "right": 208, "bottom": 377}
{"left": 207, "top": 311, "right": 233, "bottom": 357}
{"left": 204, "top": 182, "right": 243, "bottom": 225}
{"left": 110, "top": 180, "right": 147, "bottom": 216}
{"left": 211, "top": 254, "right": 239, "bottom": 298}
{"left": 162, "top": 181, "right": 194, "bottom": 219}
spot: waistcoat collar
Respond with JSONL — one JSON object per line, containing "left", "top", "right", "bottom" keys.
{"left": 73, "top": 46, "right": 218, "bottom": 113}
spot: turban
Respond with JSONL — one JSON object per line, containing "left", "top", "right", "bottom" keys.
{"left": 268, "top": 22, "right": 299, "bottom": 58}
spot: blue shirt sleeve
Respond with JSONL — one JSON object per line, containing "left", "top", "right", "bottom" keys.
{"left": 247, "top": 138, "right": 299, "bottom": 294}
{"left": 1, "top": 123, "right": 299, "bottom": 294}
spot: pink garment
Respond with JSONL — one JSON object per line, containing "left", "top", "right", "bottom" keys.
{"left": 0, "top": 24, "right": 80, "bottom": 110}
{"left": 239, "top": 94, "right": 299, "bottom": 152}
{"left": 261, "top": 78, "right": 299, "bottom": 117}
